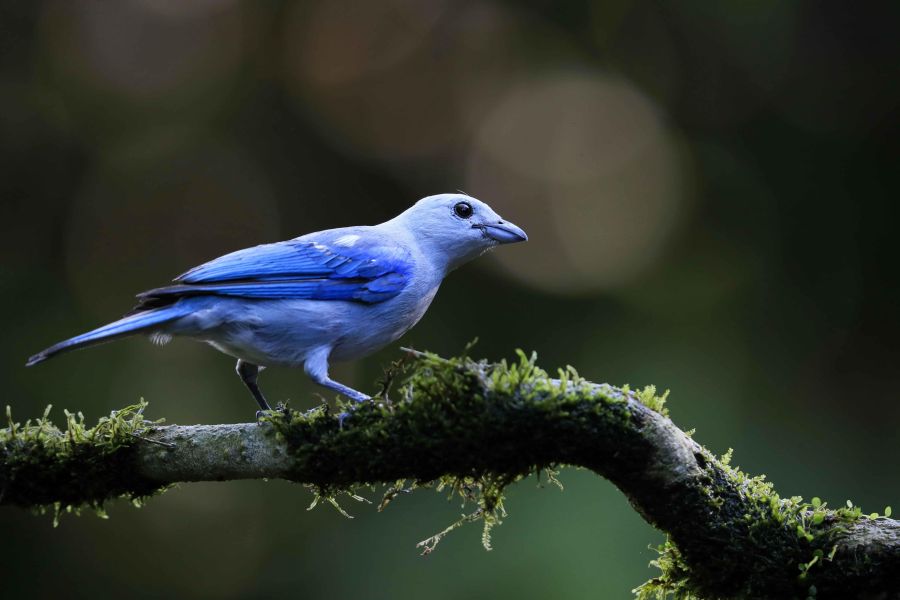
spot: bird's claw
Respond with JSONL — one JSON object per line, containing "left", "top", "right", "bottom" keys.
{"left": 255, "top": 402, "right": 293, "bottom": 424}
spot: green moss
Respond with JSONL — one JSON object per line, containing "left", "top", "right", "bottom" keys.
{"left": 630, "top": 384, "right": 671, "bottom": 417}
{"left": 635, "top": 444, "right": 880, "bottom": 598}
{"left": 1, "top": 401, "right": 169, "bottom": 524}
{"left": 11, "top": 349, "right": 880, "bottom": 597}
{"left": 262, "top": 348, "right": 632, "bottom": 552}
{"left": 633, "top": 538, "right": 700, "bottom": 600}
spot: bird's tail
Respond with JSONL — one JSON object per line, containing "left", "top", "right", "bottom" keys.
{"left": 26, "top": 304, "right": 192, "bottom": 367}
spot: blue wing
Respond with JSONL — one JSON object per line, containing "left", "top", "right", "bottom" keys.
{"left": 136, "top": 228, "right": 412, "bottom": 307}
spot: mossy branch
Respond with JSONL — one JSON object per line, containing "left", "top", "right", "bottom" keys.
{"left": 3, "top": 350, "right": 899, "bottom": 598}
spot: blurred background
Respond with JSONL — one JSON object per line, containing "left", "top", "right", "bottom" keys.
{"left": 2, "top": 0, "right": 898, "bottom": 597}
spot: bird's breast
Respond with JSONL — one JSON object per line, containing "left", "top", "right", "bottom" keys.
{"left": 328, "top": 280, "right": 440, "bottom": 361}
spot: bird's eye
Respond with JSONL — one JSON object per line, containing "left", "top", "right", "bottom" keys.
{"left": 454, "top": 201, "right": 473, "bottom": 219}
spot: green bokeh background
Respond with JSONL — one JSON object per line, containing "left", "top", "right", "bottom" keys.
{"left": 2, "top": 1, "right": 898, "bottom": 597}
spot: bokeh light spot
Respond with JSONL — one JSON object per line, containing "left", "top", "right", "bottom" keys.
{"left": 467, "top": 73, "right": 686, "bottom": 293}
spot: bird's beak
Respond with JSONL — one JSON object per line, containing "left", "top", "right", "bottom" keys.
{"left": 481, "top": 220, "right": 528, "bottom": 244}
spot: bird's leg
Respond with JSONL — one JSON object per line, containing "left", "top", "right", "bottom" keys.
{"left": 304, "top": 348, "right": 371, "bottom": 403}
{"left": 236, "top": 359, "right": 272, "bottom": 414}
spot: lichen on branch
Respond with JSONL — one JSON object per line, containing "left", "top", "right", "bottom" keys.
{"left": 3, "top": 349, "right": 900, "bottom": 599}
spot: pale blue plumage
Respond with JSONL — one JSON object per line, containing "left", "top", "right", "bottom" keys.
{"left": 27, "top": 194, "right": 527, "bottom": 411}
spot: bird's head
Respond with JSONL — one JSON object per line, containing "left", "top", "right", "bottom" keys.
{"left": 392, "top": 193, "right": 528, "bottom": 272}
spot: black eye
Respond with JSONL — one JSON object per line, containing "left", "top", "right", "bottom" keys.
{"left": 454, "top": 201, "right": 473, "bottom": 219}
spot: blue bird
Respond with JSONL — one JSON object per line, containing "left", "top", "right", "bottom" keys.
{"left": 27, "top": 194, "right": 527, "bottom": 412}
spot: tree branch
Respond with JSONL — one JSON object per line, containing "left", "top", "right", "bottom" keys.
{"left": 3, "top": 351, "right": 898, "bottom": 598}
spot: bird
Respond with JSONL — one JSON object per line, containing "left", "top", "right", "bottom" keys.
{"left": 26, "top": 193, "right": 527, "bottom": 413}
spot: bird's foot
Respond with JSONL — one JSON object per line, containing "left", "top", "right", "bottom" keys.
{"left": 347, "top": 391, "right": 371, "bottom": 403}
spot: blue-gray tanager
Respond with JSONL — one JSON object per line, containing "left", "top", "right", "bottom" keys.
{"left": 27, "top": 194, "right": 527, "bottom": 411}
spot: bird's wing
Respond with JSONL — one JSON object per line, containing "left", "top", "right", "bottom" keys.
{"left": 136, "top": 229, "right": 412, "bottom": 306}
